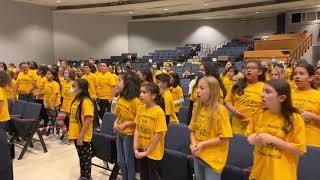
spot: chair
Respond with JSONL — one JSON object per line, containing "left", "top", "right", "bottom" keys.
{"left": 160, "top": 124, "right": 193, "bottom": 180}
{"left": 178, "top": 107, "right": 189, "bottom": 125}
{"left": 9, "top": 100, "right": 27, "bottom": 117}
{"left": 298, "top": 146, "right": 320, "bottom": 180}
{"left": 221, "top": 134, "right": 254, "bottom": 180}
{"left": 0, "top": 128, "right": 13, "bottom": 180}
{"left": 10, "top": 102, "right": 47, "bottom": 160}
{"left": 92, "top": 112, "right": 119, "bottom": 180}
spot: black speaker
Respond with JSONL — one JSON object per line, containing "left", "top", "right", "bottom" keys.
{"left": 277, "top": 13, "right": 286, "bottom": 34}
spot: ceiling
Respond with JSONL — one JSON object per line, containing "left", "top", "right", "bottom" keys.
{"left": 12, "top": 0, "right": 320, "bottom": 21}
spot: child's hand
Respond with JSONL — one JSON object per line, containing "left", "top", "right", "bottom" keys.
{"left": 117, "top": 123, "right": 126, "bottom": 131}
{"left": 301, "top": 111, "right": 315, "bottom": 122}
{"left": 258, "top": 133, "right": 275, "bottom": 145}
{"left": 113, "top": 122, "right": 119, "bottom": 132}
{"left": 76, "top": 137, "right": 83, "bottom": 146}
{"left": 138, "top": 151, "right": 148, "bottom": 159}
{"left": 134, "top": 149, "right": 141, "bottom": 159}
{"left": 233, "top": 109, "right": 245, "bottom": 119}
{"left": 247, "top": 133, "right": 260, "bottom": 145}
{"left": 193, "top": 142, "right": 204, "bottom": 157}
{"left": 190, "top": 143, "right": 197, "bottom": 153}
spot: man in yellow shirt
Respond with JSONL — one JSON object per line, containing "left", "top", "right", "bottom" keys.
{"left": 17, "top": 62, "right": 37, "bottom": 102}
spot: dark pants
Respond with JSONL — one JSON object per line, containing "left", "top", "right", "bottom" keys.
{"left": 18, "top": 94, "right": 34, "bottom": 102}
{"left": 139, "top": 157, "right": 160, "bottom": 180}
{"left": 186, "top": 101, "right": 194, "bottom": 125}
{"left": 35, "top": 99, "right": 49, "bottom": 125}
{"left": 74, "top": 141, "right": 93, "bottom": 179}
{"left": 97, "top": 99, "right": 111, "bottom": 119}
{"left": 0, "top": 121, "right": 8, "bottom": 131}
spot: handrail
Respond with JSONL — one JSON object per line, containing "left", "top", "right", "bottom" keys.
{"left": 289, "top": 33, "right": 312, "bottom": 60}
{"left": 209, "top": 39, "right": 229, "bottom": 54}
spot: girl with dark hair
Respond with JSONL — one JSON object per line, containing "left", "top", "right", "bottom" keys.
{"left": 43, "top": 68, "right": 61, "bottom": 135}
{"left": 8, "top": 63, "right": 16, "bottom": 73}
{"left": 221, "top": 61, "right": 233, "bottom": 79}
{"left": 0, "top": 71, "right": 10, "bottom": 130}
{"left": 200, "top": 62, "right": 227, "bottom": 99}
{"left": 0, "top": 62, "right": 8, "bottom": 71}
{"left": 69, "top": 79, "right": 94, "bottom": 180}
{"left": 291, "top": 61, "right": 320, "bottom": 147}
{"left": 56, "top": 69, "right": 77, "bottom": 141}
{"left": 261, "top": 59, "right": 272, "bottom": 81}
{"left": 134, "top": 82, "right": 167, "bottom": 180}
{"left": 169, "top": 72, "right": 184, "bottom": 116}
{"left": 155, "top": 73, "right": 179, "bottom": 124}
{"left": 246, "top": 79, "right": 306, "bottom": 180}
{"left": 225, "top": 60, "right": 264, "bottom": 135}
{"left": 314, "top": 67, "right": 320, "bottom": 88}
{"left": 5, "top": 71, "right": 17, "bottom": 101}
{"left": 137, "top": 68, "right": 154, "bottom": 85}
{"left": 222, "top": 66, "right": 238, "bottom": 93}
{"left": 189, "top": 76, "right": 232, "bottom": 180}
{"left": 113, "top": 71, "right": 142, "bottom": 180}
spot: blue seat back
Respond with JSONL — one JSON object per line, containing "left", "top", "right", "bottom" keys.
{"left": 298, "top": 146, "right": 320, "bottom": 180}
{"left": 178, "top": 106, "right": 189, "bottom": 124}
{"left": 165, "top": 124, "right": 191, "bottom": 154}
{"left": 22, "top": 102, "right": 42, "bottom": 120}
{"left": 10, "top": 100, "right": 27, "bottom": 116}
{"left": 100, "top": 112, "right": 117, "bottom": 136}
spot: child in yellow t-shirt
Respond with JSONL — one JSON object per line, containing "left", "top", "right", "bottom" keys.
{"left": 222, "top": 66, "right": 238, "bottom": 93}
{"left": 291, "top": 62, "right": 320, "bottom": 147}
{"left": 314, "top": 67, "right": 320, "bottom": 88}
{"left": 189, "top": 76, "right": 232, "bottom": 179}
{"left": 56, "top": 69, "right": 76, "bottom": 140}
{"left": 155, "top": 73, "right": 179, "bottom": 124}
{"left": 134, "top": 82, "right": 167, "bottom": 180}
{"left": 246, "top": 79, "right": 306, "bottom": 180}
{"left": 43, "top": 68, "right": 61, "bottom": 135}
{"left": 5, "top": 71, "right": 17, "bottom": 101}
{"left": 16, "top": 62, "right": 37, "bottom": 102}
{"left": 225, "top": 60, "right": 264, "bottom": 135}
{"left": 0, "top": 71, "right": 11, "bottom": 130}
{"left": 113, "top": 71, "right": 142, "bottom": 180}
{"left": 68, "top": 79, "right": 94, "bottom": 179}
{"left": 169, "top": 73, "right": 184, "bottom": 115}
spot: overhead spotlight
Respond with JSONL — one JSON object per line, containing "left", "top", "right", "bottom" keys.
{"left": 204, "top": 4, "right": 209, "bottom": 6}
{"left": 255, "top": 11, "right": 260, "bottom": 14}
{"left": 129, "top": 11, "right": 134, "bottom": 14}
{"left": 57, "top": 0, "right": 61, "bottom": 2}
{"left": 163, "top": 8, "right": 169, "bottom": 11}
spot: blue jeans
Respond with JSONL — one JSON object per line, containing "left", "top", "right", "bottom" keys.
{"left": 194, "top": 157, "right": 221, "bottom": 180}
{"left": 116, "top": 134, "right": 135, "bottom": 180}
{"left": 0, "top": 121, "right": 7, "bottom": 131}
{"left": 19, "top": 94, "right": 34, "bottom": 102}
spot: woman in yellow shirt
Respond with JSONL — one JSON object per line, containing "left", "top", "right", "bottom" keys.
{"left": 56, "top": 69, "right": 76, "bottom": 141}
{"left": 246, "top": 79, "right": 306, "bottom": 180}
{"left": 17, "top": 62, "right": 37, "bottom": 102}
{"left": 225, "top": 60, "right": 264, "bottom": 135}
{"left": 113, "top": 71, "right": 142, "bottom": 180}
{"left": 291, "top": 62, "right": 320, "bottom": 147}
{"left": 68, "top": 79, "right": 94, "bottom": 180}
{"left": 189, "top": 76, "right": 232, "bottom": 180}
{"left": 169, "top": 72, "right": 184, "bottom": 115}
{"left": 155, "top": 73, "right": 179, "bottom": 124}
{"left": 134, "top": 82, "right": 167, "bottom": 180}
{"left": 43, "top": 68, "right": 61, "bottom": 135}
{"left": 0, "top": 71, "right": 10, "bottom": 130}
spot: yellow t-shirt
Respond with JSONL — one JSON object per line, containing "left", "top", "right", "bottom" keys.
{"left": 170, "top": 86, "right": 184, "bottom": 113}
{"left": 35, "top": 76, "right": 47, "bottom": 100}
{"left": 43, "top": 81, "right": 61, "bottom": 108}
{"left": 0, "top": 87, "right": 10, "bottom": 122}
{"left": 291, "top": 88, "right": 320, "bottom": 147}
{"left": 135, "top": 105, "right": 167, "bottom": 160}
{"left": 112, "top": 73, "right": 119, "bottom": 83}
{"left": 162, "top": 89, "right": 179, "bottom": 123}
{"left": 96, "top": 72, "right": 117, "bottom": 100}
{"left": 285, "top": 68, "right": 293, "bottom": 79}
{"left": 16, "top": 71, "right": 37, "bottom": 94}
{"left": 68, "top": 98, "right": 94, "bottom": 142}
{"left": 225, "top": 82, "right": 264, "bottom": 135}
{"left": 81, "top": 73, "right": 97, "bottom": 99}
{"left": 189, "top": 104, "right": 233, "bottom": 173}
{"left": 222, "top": 76, "right": 234, "bottom": 93}
{"left": 5, "top": 79, "right": 17, "bottom": 100}
{"left": 60, "top": 81, "right": 75, "bottom": 113}
{"left": 59, "top": 76, "right": 66, "bottom": 88}
{"left": 246, "top": 110, "right": 306, "bottom": 180}
{"left": 114, "top": 97, "right": 142, "bottom": 135}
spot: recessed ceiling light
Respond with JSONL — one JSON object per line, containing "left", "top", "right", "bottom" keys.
{"left": 57, "top": 0, "right": 61, "bottom": 3}
{"left": 255, "top": 11, "right": 260, "bottom": 14}
{"left": 129, "top": 11, "right": 134, "bottom": 14}
{"left": 204, "top": 4, "right": 209, "bottom": 6}
{"left": 163, "top": 8, "right": 169, "bottom": 11}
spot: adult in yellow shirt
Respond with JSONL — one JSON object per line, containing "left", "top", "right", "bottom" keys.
{"left": 81, "top": 63, "right": 97, "bottom": 99}
{"left": 189, "top": 76, "right": 232, "bottom": 180}
{"left": 96, "top": 61, "right": 117, "bottom": 117}
{"left": 0, "top": 71, "right": 11, "bottom": 130}
{"left": 56, "top": 69, "right": 76, "bottom": 140}
{"left": 155, "top": 73, "right": 179, "bottom": 124}
{"left": 169, "top": 73, "right": 184, "bottom": 114}
{"left": 134, "top": 82, "right": 167, "bottom": 180}
{"left": 246, "top": 80, "right": 306, "bottom": 180}
{"left": 225, "top": 60, "right": 264, "bottom": 135}
{"left": 113, "top": 71, "right": 142, "bottom": 180}
{"left": 291, "top": 62, "right": 320, "bottom": 147}
{"left": 68, "top": 79, "right": 94, "bottom": 180}
{"left": 17, "top": 62, "right": 37, "bottom": 102}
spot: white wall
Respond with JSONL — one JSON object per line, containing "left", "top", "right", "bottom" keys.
{"left": 128, "top": 17, "right": 276, "bottom": 57}
{"left": 53, "top": 13, "right": 129, "bottom": 60}
{"left": 0, "top": 0, "right": 54, "bottom": 65}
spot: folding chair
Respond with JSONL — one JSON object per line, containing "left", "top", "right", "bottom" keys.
{"left": 178, "top": 106, "right": 189, "bottom": 124}
{"left": 298, "top": 146, "right": 320, "bottom": 180}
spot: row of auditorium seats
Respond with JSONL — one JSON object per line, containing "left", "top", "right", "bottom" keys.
{"left": 93, "top": 112, "right": 320, "bottom": 180}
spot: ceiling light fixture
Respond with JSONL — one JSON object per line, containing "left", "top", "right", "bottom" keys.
{"left": 129, "top": 11, "right": 134, "bottom": 14}
{"left": 57, "top": 0, "right": 61, "bottom": 3}
{"left": 163, "top": 8, "right": 169, "bottom": 11}
{"left": 255, "top": 11, "right": 260, "bottom": 14}
{"left": 204, "top": 4, "right": 209, "bottom": 6}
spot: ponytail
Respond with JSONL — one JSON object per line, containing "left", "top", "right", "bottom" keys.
{"left": 143, "top": 82, "right": 166, "bottom": 112}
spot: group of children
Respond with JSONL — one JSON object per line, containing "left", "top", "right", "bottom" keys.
{"left": 0, "top": 57, "right": 319, "bottom": 180}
